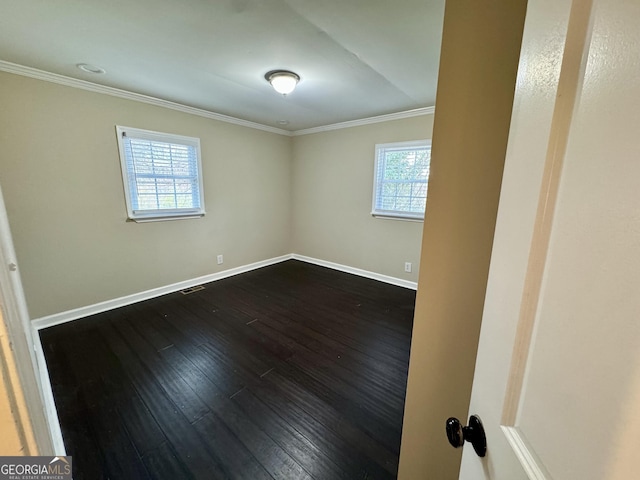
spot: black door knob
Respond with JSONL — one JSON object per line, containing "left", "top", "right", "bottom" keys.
{"left": 445, "top": 414, "right": 487, "bottom": 457}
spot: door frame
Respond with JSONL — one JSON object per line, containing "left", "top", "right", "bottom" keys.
{"left": 0, "top": 183, "right": 59, "bottom": 454}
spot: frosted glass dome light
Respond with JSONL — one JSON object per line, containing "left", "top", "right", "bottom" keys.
{"left": 266, "top": 70, "right": 300, "bottom": 95}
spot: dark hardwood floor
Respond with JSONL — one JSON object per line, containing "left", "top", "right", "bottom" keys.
{"left": 40, "top": 260, "right": 415, "bottom": 479}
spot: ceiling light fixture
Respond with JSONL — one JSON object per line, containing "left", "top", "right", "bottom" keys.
{"left": 265, "top": 70, "right": 300, "bottom": 95}
{"left": 76, "top": 63, "right": 106, "bottom": 74}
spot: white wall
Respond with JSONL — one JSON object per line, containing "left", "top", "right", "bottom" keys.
{"left": 0, "top": 72, "right": 292, "bottom": 319}
{"left": 291, "top": 116, "right": 434, "bottom": 282}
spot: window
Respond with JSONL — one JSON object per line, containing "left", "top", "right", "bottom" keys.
{"left": 116, "top": 126, "right": 205, "bottom": 222}
{"left": 372, "top": 140, "right": 431, "bottom": 220}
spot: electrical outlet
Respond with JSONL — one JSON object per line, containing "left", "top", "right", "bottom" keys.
{"left": 217, "top": 254, "right": 224, "bottom": 265}
{"left": 404, "top": 262, "right": 412, "bottom": 273}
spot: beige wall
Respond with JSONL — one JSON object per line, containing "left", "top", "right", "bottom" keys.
{"left": 0, "top": 70, "right": 431, "bottom": 320}
{"left": 291, "top": 116, "right": 434, "bottom": 282}
{"left": 0, "top": 72, "right": 292, "bottom": 319}
{"left": 398, "top": 0, "right": 527, "bottom": 478}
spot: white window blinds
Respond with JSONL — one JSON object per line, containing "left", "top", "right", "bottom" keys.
{"left": 116, "top": 126, "right": 205, "bottom": 222}
{"left": 372, "top": 140, "right": 431, "bottom": 220}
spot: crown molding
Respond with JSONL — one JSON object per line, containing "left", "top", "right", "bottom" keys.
{"left": 0, "top": 60, "right": 435, "bottom": 137}
{"left": 292, "top": 106, "right": 436, "bottom": 136}
{"left": 0, "top": 60, "right": 292, "bottom": 136}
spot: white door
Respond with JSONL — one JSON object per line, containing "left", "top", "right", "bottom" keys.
{"left": 459, "top": 0, "right": 640, "bottom": 478}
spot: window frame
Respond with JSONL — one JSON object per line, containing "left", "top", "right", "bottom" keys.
{"left": 116, "top": 126, "right": 205, "bottom": 222}
{"left": 371, "top": 139, "right": 431, "bottom": 221}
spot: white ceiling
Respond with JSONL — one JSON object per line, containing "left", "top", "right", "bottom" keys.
{"left": 0, "top": 0, "right": 445, "bottom": 132}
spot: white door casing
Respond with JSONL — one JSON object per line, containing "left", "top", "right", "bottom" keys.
{"left": 0, "top": 184, "right": 54, "bottom": 453}
{"left": 460, "top": 0, "right": 640, "bottom": 478}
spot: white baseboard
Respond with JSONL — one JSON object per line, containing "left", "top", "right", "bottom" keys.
{"left": 32, "top": 327, "right": 66, "bottom": 456}
{"left": 32, "top": 253, "right": 416, "bottom": 331}
{"left": 31, "top": 252, "right": 416, "bottom": 455}
{"left": 31, "top": 254, "right": 293, "bottom": 331}
{"left": 291, "top": 254, "right": 418, "bottom": 290}
{"left": 30, "top": 253, "right": 293, "bottom": 455}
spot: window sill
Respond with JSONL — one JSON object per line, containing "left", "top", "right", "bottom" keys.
{"left": 127, "top": 214, "right": 205, "bottom": 223}
{"left": 371, "top": 212, "right": 424, "bottom": 223}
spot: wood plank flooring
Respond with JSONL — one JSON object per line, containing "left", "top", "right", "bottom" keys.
{"left": 40, "top": 260, "right": 415, "bottom": 479}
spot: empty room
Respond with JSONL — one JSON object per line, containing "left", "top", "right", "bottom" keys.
{"left": 0, "top": 1, "right": 440, "bottom": 478}
{"left": 5, "top": 0, "right": 636, "bottom": 479}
